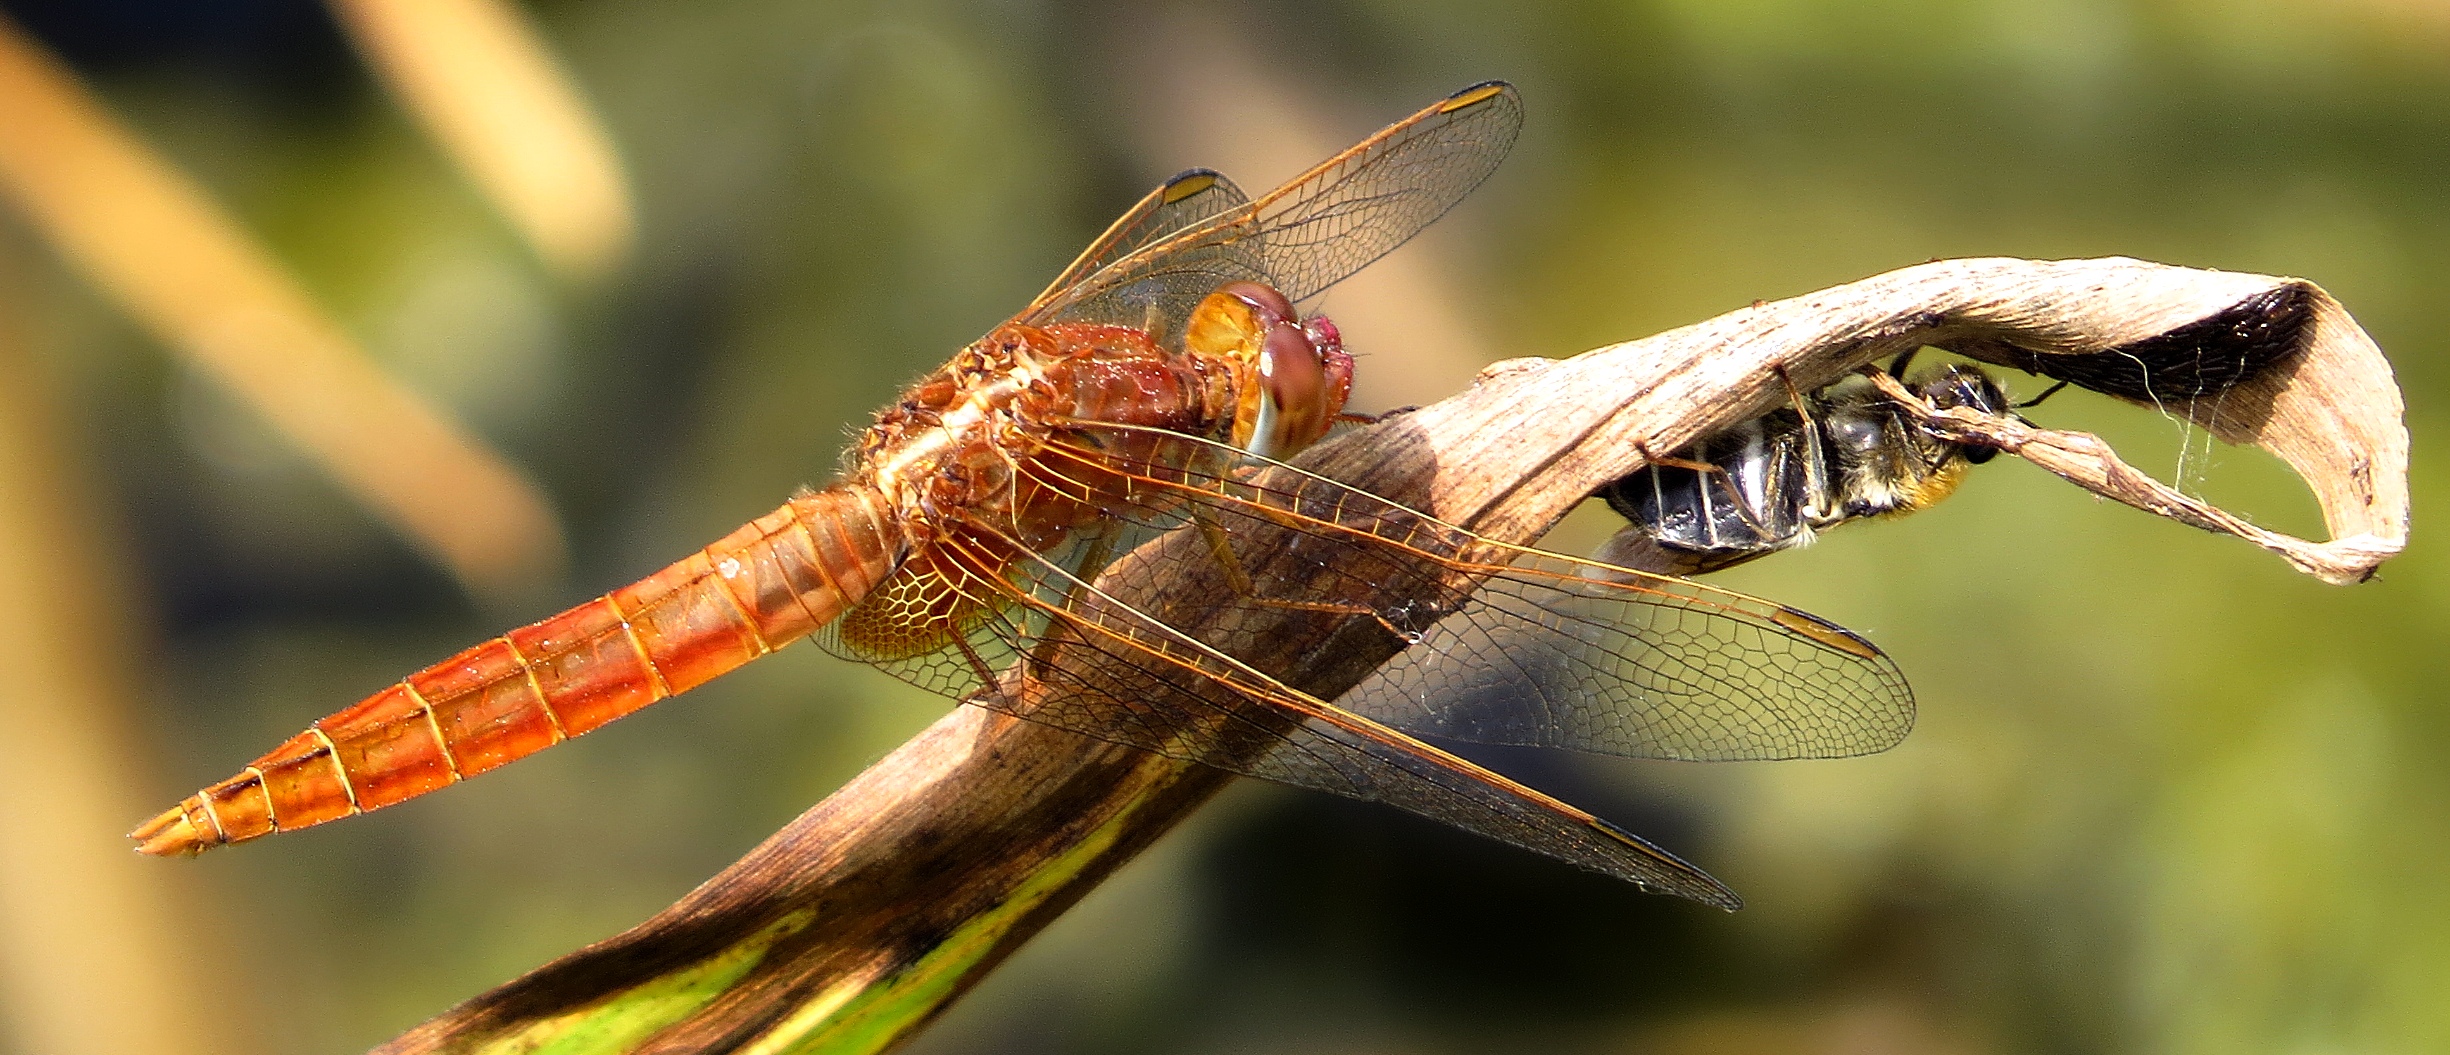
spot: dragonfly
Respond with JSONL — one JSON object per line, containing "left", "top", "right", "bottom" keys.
{"left": 133, "top": 82, "right": 1912, "bottom": 909}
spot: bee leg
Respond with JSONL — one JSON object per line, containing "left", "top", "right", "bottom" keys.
{"left": 1631, "top": 440, "right": 1722, "bottom": 475}
{"left": 1885, "top": 347, "right": 1921, "bottom": 379}
{"left": 1775, "top": 364, "right": 1817, "bottom": 425}
{"left": 2015, "top": 378, "right": 2072, "bottom": 410}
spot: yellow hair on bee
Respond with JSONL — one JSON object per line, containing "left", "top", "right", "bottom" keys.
{"left": 1886, "top": 458, "right": 1970, "bottom": 515}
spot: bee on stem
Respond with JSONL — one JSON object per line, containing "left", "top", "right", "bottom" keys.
{"left": 1601, "top": 355, "right": 2041, "bottom": 575}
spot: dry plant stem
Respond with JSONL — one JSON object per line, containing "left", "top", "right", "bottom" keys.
{"left": 386, "top": 257, "right": 2406, "bottom": 1053}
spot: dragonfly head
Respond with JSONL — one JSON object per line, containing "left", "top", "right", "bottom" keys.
{"left": 1187, "top": 281, "right": 1354, "bottom": 461}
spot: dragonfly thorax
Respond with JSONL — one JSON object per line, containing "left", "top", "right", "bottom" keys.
{"left": 861, "top": 334, "right": 1051, "bottom": 521}
{"left": 858, "top": 322, "right": 1237, "bottom": 541}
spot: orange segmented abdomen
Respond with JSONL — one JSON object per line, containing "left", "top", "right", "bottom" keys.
{"left": 132, "top": 486, "right": 904, "bottom": 855}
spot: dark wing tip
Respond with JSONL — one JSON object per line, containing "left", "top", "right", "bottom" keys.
{"left": 1158, "top": 168, "right": 1227, "bottom": 202}
{"left": 1590, "top": 816, "right": 1742, "bottom": 911}
{"left": 1765, "top": 605, "right": 1887, "bottom": 662}
{"left": 1442, "top": 81, "right": 1517, "bottom": 111}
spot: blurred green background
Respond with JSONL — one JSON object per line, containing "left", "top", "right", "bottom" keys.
{"left": 0, "top": 0, "right": 2441, "bottom": 1052}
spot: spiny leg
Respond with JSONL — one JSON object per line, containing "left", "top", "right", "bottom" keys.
{"left": 1190, "top": 511, "right": 1412, "bottom": 641}
{"left": 1774, "top": 364, "right": 1818, "bottom": 430}
{"left": 1774, "top": 364, "right": 1841, "bottom": 525}
{"left": 1142, "top": 301, "right": 1169, "bottom": 347}
{"left": 1334, "top": 406, "right": 1410, "bottom": 426}
{"left": 1023, "top": 524, "right": 1120, "bottom": 679}
{"left": 1632, "top": 438, "right": 1781, "bottom": 541}
{"left": 2017, "top": 378, "right": 2072, "bottom": 410}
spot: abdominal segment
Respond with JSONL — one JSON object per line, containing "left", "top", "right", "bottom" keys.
{"left": 132, "top": 488, "right": 901, "bottom": 855}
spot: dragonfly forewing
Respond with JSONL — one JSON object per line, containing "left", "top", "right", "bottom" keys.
{"left": 803, "top": 418, "right": 1913, "bottom": 904}
{"left": 1028, "top": 422, "right": 1916, "bottom": 764}
{"left": 1031, "top": 168, "right": 1251, "bottom": 314}
{"left": 917, "top": 525, "right": 1740, "bottom": 908}
{"left": 1028, "top": 82, "right": 1523, "bottom": 336}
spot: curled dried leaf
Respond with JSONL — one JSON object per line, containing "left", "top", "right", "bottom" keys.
{"left": 1417, "top": 258, "right": 2405, "bottom": 585}
{"left": 1863, "top": 365, "right": 2398, "bottom": 586}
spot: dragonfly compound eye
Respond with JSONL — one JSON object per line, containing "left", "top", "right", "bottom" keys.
{"left": 1304, "top": 315, "right": 1355, "bottom": 424}
{"left": 1189, "top": 282, "right": 1343, "bottom": 459}
{"left": 1249, "top": 316, "right": 1334, "bottom": 460}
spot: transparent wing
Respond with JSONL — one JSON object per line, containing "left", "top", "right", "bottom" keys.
{"left": 818, "top": 416, "right": 1911, "bottom": 905}
{"left": 920, "top": 526, "right": 1740, "bottom": 908}
{"left": 1334, "top": 553, "right": 1915, "bottom": 760}
{"left": 1029, "top": 168, "right": 1251, "bottom": 312}
{"left": 812, "top": 446, "right": 1737, "bottom": 903}
{"left": 1021, "top": 81, "right": 1522, "bottom": 335}
{"left": 1027, "top": 422, "right": 1916, "bottom": 763}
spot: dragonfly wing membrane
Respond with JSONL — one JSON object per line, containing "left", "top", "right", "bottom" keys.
{"left": 814, "top": 550, "right": 1026, "bottom": 703}
{"left": 1030, "top": 422, "right": 1916, "bottom": 764}
{"left": 1336, "top": 554, "right": 1917, "bottom": 761}
{"left": 1027, "top": 82, "right": 1523, "bottom": 332}
{"left": 1248, "top": 80, "right": 1524, "bottom": 304}
{"left": 1035, "top": 246, "right": 1277, "bottom": 333}
{"left": 922, "top": 527, "right": 1739, "bottom": 908}
{"left": 1028, "top": 168, "right": 1251, "bottom": 316}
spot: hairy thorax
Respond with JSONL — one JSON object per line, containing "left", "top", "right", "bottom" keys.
{"left": 855, "top": 323, "right": 1235, "bottom": 548}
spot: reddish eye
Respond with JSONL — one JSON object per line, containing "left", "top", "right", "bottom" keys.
{"left": 1250, "top": 320, "right": 1331, "bottom": 460}
{"left": 1187, "top": 282, "right": 1352, "bottom": 460}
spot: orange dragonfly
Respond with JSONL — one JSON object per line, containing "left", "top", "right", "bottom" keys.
{"left": 134, "top": 82, "right": 1910, "bottom": 909}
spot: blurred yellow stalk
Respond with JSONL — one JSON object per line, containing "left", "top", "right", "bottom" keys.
{"left": 0, "top": 268, "right": 234, "bottom": 1054}
{"left": 330, "top": 0, "right": 636, "bottom": 279}
{"left": 0, "top": 15, "right": 566, "bottom": 604}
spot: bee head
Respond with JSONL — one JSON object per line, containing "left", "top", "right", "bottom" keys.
{"left": 1911, "top": 365, "right": 2013, "bottom": 464}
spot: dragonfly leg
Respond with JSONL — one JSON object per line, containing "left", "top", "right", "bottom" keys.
{"left": 1066, "top": 529, "right": 1121, "bottom": 591}
{"left": 1775, "top": 365, "right": 1840, "bottom": 526}
{"left": 952, "top": 631, "right": 1010, "bottom": 702}
{"left": 1190, "top": 511, "right": 1411, "bottom": 641}
{"left": 928, "top": 521, "right": 1133, "bottom": 696}
{"left": 1334, "top": 405, "right": 1414, "bottom": 426}
{"left": 1632, "top": 439, "right": 1782, "bottom": 541}
{"left": 1142, "top": 301, "right": 1168, "bottom": 347}
{"left": 1025, "top": 528, "right": 1119, "bottom": 678}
